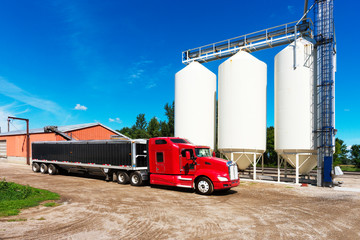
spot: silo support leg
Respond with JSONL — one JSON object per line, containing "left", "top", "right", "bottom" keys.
{"left": 296, "top": 154, "right": 299, "bottom": 184}
{"left": 277, "top": 155, "right": 280, "bottom": 182}
{"left": 253, "top": 153, "right": 256, "bottom": 180}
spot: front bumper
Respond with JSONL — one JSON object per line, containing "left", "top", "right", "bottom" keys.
{"left": 213, "top": 179, "right": 240, "bottom": 190}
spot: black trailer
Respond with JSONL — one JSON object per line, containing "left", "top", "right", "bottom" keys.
{"left": 31, "top": 139, "right": 149, "bottom": 186}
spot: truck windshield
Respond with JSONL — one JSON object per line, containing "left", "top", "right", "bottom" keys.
{"left": 195, "top": 148, "right": 211, "bottom": 157}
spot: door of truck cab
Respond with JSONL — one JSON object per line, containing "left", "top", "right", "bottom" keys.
{"left": 153, "top": 139, "right": 169, "bottom": 174}
{"left": 180, "top": 148, "right": 196, "bottom": 175}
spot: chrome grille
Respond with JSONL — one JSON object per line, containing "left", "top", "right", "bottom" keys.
{"left": 228, "top": 162, "right": 239, "bottom": 180}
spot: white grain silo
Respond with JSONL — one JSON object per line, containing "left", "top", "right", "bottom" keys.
{"left": 275, "top": 37, "right": 316, "bottom": 183}
{"left": 175, "top": 61, "right": 216, "bottom": 150}
{"left": 218, "top": 51, "right": 267, "bottom": 179}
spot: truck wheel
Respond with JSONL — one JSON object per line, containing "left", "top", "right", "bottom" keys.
{"left": 40, "top": 163, "right": 48, "bottom": 174}
{"left": 195, "top": 177, "right": 214, "bottom": 195}
{"left": 32, "top": 163, "right": 40, "bottom": 172}
{"left": 130, "top": 171, "right": 143, "bottom": 186}
{"left": 48, "top": 164, "right": 58, "bottom": 175}
{"left": 117, "top": 171, "right": 129, "bottom": 184}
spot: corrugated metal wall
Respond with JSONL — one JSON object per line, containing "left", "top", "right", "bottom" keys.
{"left": 66, "top": 125, "right": 116, "bottom": 140}
{"left": 0, "top": 133, "right": 57, "bottom": 158}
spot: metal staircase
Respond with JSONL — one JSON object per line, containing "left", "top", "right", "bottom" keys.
{"left": 314, "top": 0, "right": 336, "bottom": 186}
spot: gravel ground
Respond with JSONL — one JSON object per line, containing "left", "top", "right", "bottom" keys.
{"left": 0, "top": 162, "right": 359, "bottom": 240}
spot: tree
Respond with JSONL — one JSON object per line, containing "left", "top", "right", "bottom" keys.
{"left": 131, "top": 114, "right": 150, "bottom": 139}
{"left": 159, "top": 120, "right": 169, "bottom": 136}
{"left": 116, "top": 101, "right": 174, "bottom": 139}
{"left": 147, "top": 117, "right": 160, "bottom": 137}
{"left": 131, "top": 126, "right": 150, "bottom": 139}
{"left": 350, "top": 144, "right": 360, "bottom": 168}
{"left": 164, "top": 102, "right": 174, "bottom": 137}
{"left": 118, "top": 127, "right": 133, "bottom": 139}
{"left": 117, "top": 113, "right": 149, "bottom": 139}
{"left": 333, "top": 138, "right": 350, "bottom": 165}
{"left": 135, "top": 114, "right": 147, "bottom": 130}
{"left": 263, "top": 126, "right": 277, "bottom": 166}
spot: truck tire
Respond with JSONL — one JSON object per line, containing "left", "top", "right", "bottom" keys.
{"left": 195, "top": 177, "right": 214, "bottom": 195}
{"left": 32, "top": 162, "right": 40, "bottom": 172}
{"left": 130, "top": 171, "right": 143, "bottom": 186}
{"left": 117, "top": 171, "right": 129, "bottom": 184}
{"left": 40, "top": 163, "right": 48, "bottom": 174}
{"left": 48, "top": 164, "right": 58, "bottom": 175}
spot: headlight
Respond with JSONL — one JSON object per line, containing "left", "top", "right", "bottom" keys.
{"left": 217, "top": 176, "right": 228, "bottom": 182}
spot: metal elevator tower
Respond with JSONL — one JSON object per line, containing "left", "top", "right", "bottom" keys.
{"left": 314, "top": 0, "right": 336, "bottom": 187}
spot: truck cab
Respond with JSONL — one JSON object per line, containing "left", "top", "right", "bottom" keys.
{"left": 148, "top": 137, "right": 239, "bottom": 195}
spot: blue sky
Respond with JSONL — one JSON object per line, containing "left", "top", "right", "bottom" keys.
{"left": 0, "top": 0, "right": 359, "bottom": 147}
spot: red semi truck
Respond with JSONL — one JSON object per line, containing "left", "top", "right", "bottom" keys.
{"left": 31, "top": 137, "right": 239, "bottom": 195}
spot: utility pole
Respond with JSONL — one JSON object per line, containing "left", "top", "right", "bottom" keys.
{"left": 7, "top": 117, "right": 30, "bottom": 165}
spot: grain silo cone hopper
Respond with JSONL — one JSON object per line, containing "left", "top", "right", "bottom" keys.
{"left": 220, "top": 149, "right": 264, "bottom": 179}
{"left": 277, "top": 151, "right": 317, "bottom": 175}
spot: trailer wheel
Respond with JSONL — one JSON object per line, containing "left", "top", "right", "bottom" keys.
{"left": 130, "top": 171, "right": 143, "bottom": 186}
{"left": 48, "top": 164, "right": 58, "bottom": 175}
{"left": 32, "top": 163, "right": 40, "bottom": 172}
{"left": 195, "top": 177, "right": 214, "bottom": 195}
{"left": 40, "top": 163, "right": 48, "bottom": 174}
{"left": 117, "top": 171, "right": 129, "bottom": 184}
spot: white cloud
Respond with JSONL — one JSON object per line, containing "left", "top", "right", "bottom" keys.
{"left": 344, "top": 109, "right": 350, "bottom": 112}
{"left": 125, "top": 61, "right": 172, "bottom": 89}
{"left": 146, "top": 82, "right": 157, "bottom": 89}
{"left": 0, "top": 77, "right": 66, "bottom": 117}
{"left": 109, "top": 117, "right": 122, "bottom": 123}
{"left": 288, "top": 5, "right": 295, "bottom": 14}
{"left": 74, "top": 104, "right": 87, "bottom": 111}
{"left": 127, "top": 59, "right": 153, "bottom": 84}
{"left": 129, "top": 69, "right": 144, "bottom": 79}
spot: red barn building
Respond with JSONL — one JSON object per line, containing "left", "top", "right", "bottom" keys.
{"left": 0, "top": 123, "right": 129, "bottom": 165}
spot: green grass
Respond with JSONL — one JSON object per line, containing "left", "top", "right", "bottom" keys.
{"left": 339, "top": 165, "right": 360, "bottom": 172}
{"left": 43, "top": 202, "right": 57, "bottom": 207}
{"left": 0, "top": 179, "right": 60, "bottom": 217}
{"left": 7, "top": 218, "right": 27, "bottom": 222}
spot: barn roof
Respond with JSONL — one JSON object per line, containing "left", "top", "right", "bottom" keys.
{"left": 0, "top": 123, "right": 129, "bottom": 139}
